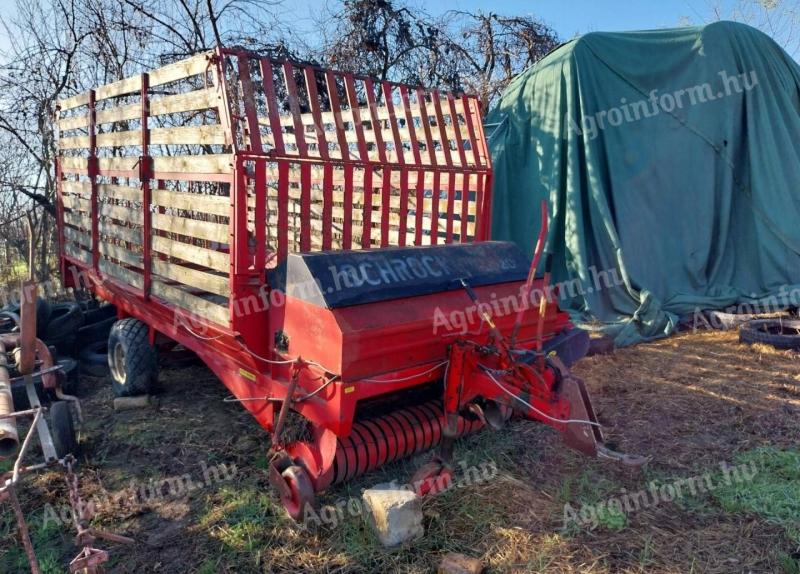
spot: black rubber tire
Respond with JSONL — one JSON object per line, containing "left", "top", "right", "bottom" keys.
{"left": 739, "top": 318, "right": 800, "bottom": 350}
{"left": 107, "top": 319, "right": 158, "bottom": 397}
{"left": 45, "top": 334, "right": 78, "bottom": 358}
{"left": 78, "top": 316, "right": 116, "bottom": 345}
{"left": 51, "top": 401, "right": 78, "bottom": 459}
{"left": 44, "top": 302, "right": 83, "bottom": 340}
{"left": 79, "top": 341, "right": 110, "bottom": 377}
{"left": 83, "top": 304, "right": 117, "bottom": 325}
{"left": 1, "top": 299, "right": 52, "bottom": 333}
{"left": 56, "top": 357, "right": 80, "bottom": 395}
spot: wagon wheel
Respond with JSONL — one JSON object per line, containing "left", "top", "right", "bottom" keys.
{"left": 280, "top": 465, "right": 315, "bottom": 521}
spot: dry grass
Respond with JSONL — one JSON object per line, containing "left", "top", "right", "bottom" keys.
{"left": 0, "top": 330, "right": 798, "bottom": 573}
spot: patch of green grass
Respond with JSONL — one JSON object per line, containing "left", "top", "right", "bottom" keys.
{"left": 559, "top": 469, "right": 628, "bottom": 532}
{"left": 0, "top": 511, "right": 70, "bottom": 574}
{"left": 713, "top": 447, "right": 800, "bottom": 544}
{"left": 201, "top": 481, "right": 284, "bottom": 555}
{"left": 779, "top": 553, "right": 800, "bottom": 574}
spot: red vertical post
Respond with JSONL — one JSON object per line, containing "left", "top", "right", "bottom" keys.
{"left": 344, "top": 75, "right": 369, "bottom": 162}
{"left": 254, "top": 159, "right": 266, "bottom": 269}
{"left": 431, "top": 90, "right": 452, "bottom": 167}
{"left": 303, "top": 67, "right": 328, "bottom": 160}
{"left": 430, "top": 171, "right": 440, "bottom": 245}
{"left": 324, "top": 71, "right": 349, "bottom": 160}
{"left": 398, "top": 170, "right": 409, "bottom": 247}
{"left": 414, "top": 171, "right": 424, "bottom": 246}
{"left": 362, "top": 78, "right": 387, "bottom": 163}
{"left": 460, "top": 173, "right": 471, "bottom": 242}
{"left": 300, "top": 163, "right": 312, "bottom": 251}
{"left": 89, "top": 89, "right": 99, "bottom": 273}
{"left": 462, "top": 95, "right": 482, "bottom": 167}
{"left": 480, "top": 171, "right": 493, "bottom": 240}
{"left": 445, "top": 171, "right": 456, "bottom": 243}
{"left": 361, "top": 168, "right": 373, "bottom": 248}
{"left": 277, "top": 161, "right": 289, "bottom": 261}
{"left": 260, "top": 60, "right": 285, "bottom": 155}
{"left": 282, "top": 63, "right": 308, "bottom": 156}
{"left": 237, "top": 55, "right": 263, "bottom": 153}
{"left": 343, "top": 164, "right": 354, "bottom": 249}
{"left": 380, "top": 168, "right": 391, "bottom": 247}
{"left": 322, "top": 163, "right": 333, "bottom": 250}
{"left": 415, "top": 88, "right": 437, "bottom": 167}
{"left": 141, "top": 73, "right": 152, "bottom": 299}
{"left": 381, "top": 82, "right": 405, "bottom": 165}
{"left": 474, "top": 172, "right": 485, "bottom": 241}
{"left": 448, "top": 93, "right": 468, "bottom": 167}
{"left": 399, "top": 86, "right": 422, "bottom": 165}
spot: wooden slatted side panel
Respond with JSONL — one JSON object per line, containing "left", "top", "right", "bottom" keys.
{"left": 253, "top": 59, "right": 486, "bottom": 170}
{"left": 61, "top": 177, "right": 93, "bottom": 264}
{"left": 57, "top": 51, "right": 233, "bottom": 327}
{"left": 150, "top": 186, "right": 231, "bottom": 325}
{"left": 56, "top": 50, "right": 229, "bottom": 181}
{"left": 95, "top": 180, "right": 145, "bottom": 288}
{"left": 255, "top": 160, "right": 480, "bottom": 256}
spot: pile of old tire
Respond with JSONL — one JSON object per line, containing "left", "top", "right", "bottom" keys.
{"left": 739, "top": 318, "right": 800, "bottom": 350}
{"left": 76, "top": 303, "right": 117, "bottom": 377}
{"left": 41, "top": 302, "right": 84, "bottom": 356}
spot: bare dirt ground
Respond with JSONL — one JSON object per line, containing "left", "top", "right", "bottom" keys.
{"left": 1, "top": 329, "right": 799, "bottom": 573}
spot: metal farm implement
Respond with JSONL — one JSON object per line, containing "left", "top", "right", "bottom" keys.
{"left": 55, "top": 48, "right": 645, "bottom": 519}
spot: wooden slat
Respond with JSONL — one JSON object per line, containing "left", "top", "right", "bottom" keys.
{"left": 62, "top": 180, "right": 91, "bottom": 197}
{"left": 152, "top": 259, "right": 229, "bottom": 297}
{"left": 152, "top": 236, "right": 228, "bottom": 273}
{"left": 60, "top": 157, "right": 89, "bottom": 170}
{"left": 98, "top": 184, "right": 141, "bottom": 203}
{"left": 59, "top": 134, "right": 91, "bottom": 149}
{"left": 152, "top": 155, "right": 232, "bottom": 174}
{"left": 96, "top": 103, "right": 139, "bottom": 125}
{"left": 150, "top": 88, "right": 217, "bottom": 116}
{"left": 151, "top": 125, "right": 225, "bottom": 145}
{"left": 64, "top": 210, "right": 91, "bottom": 229}
{"left": 59, "top": 92, "right": 91, "bottom": 111}
{"left": 98, "top": 157, "right": 137, "bottom": 171}
{"left": 94, "top": 125, "right": 225, "bottom": 148}
{"left": 152, "top": 189, "right": 229, "bottom": 217}
{"left": 64, "top": 226, "right": 92, "bottom": 248}
{"left": 58, "top": 114, "right": 90, "bottom": 131}
{"left": 65, "top": 243, "right": 91, "bottom": 263}
{"left": 99, "top": 220, "right": 142, "bottom": 245}
{"left": 62, "top": 194, "right": 92, "bottom": 213}
{"left": 96, "top": 75, "right": 142, "bottom": 101}
{"left": 99, "top": 242, "right": 143, "bottom": 268}
{"left": 100, "top": 202, "right": 143, "bottom": 225}
{"left": 152, "top": 280, "right": 229, "bottom": 325}
{"left": 152, "top": 213, "right": 228, "bottom": 243}
{"left": 100, "top": 259, "right": 144, "bottom": 289}
{"left": 149, "top": 52, "right": 212, "bottom": 87}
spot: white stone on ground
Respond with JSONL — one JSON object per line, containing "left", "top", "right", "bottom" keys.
{"left": 362, "top": 482, "right": 424, "bottom": 547}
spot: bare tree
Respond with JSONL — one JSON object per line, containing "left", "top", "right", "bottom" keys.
{"left": 0, "top": 0, "right": 286, "bottom": 281}
{"left": 693, "top": 0, "right": 800, "bottom": 57}
{"left": 318, "top": 0, "right": 558, "bottom": 107}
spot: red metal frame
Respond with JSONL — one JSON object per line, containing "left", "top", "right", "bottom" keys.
{"left": 56, "top": 49, "right": 570, "bottom": 508}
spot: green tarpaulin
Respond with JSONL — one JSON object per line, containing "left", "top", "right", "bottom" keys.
{"left": 487, "top": 21, "right": 800, "bottom": 346}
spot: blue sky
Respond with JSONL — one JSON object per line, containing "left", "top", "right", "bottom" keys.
{"left": 0, "top": 1, "right": 741, "bottom": 56}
